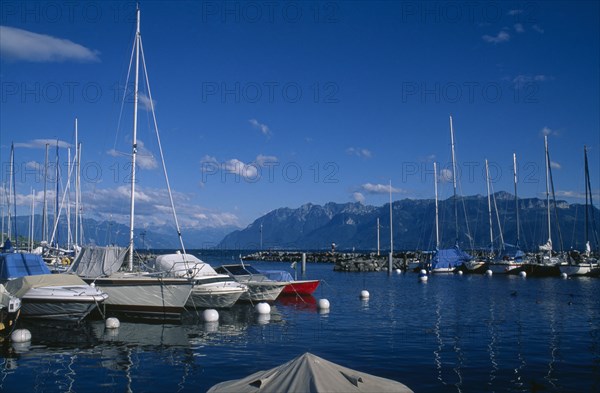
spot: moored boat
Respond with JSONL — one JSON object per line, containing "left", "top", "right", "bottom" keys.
{"left": 1, "top": 251, "right": 107, "bottom": 322}
{"left": 215, "top": 264, "right": 287, "bottom": 302}
{"left": 147, "top": 253, "right": 247, "bottom": 309}
{"left": 259, "top": 270, "right": 320, "bottom": 295}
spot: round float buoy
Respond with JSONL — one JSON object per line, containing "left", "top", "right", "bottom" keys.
{"left": 203, "top": 309, "right": 219, "bottom": 322}
{"left": 105, "top": 317, "right": 120, "bottom": 329}
{"left": 360, "top": 290, "right": 370, "bottom": 299}
{"left": 318, "top": 298, "right": 330, "bottom": 310}
{"left": 485, "top": 270, "right": 493, "bottom": 276}
{"left": 561, "top": 272, "right": 568, "bottom": 279}
{"left": 519, "top": 271, "right": 527, "bottom": 278}
{"left": 419, "top": 269, "right": 427, "bottom": 275}
{"left": 11, "top": 329, "right": 31, "bottom": 343}
{"left": 457, "top": 270, "right": 464, "bottom": 275}
{"left": 255, "top": 302, "right": 271, "bottom": 315}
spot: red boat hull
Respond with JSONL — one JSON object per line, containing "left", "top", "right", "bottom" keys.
{"left": 280, "top": 279, "right": 320, "bottom": 295}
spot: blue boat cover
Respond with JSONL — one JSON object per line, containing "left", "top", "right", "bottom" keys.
{"left": 0, "top": 252, "right": 51, "bottom": 280}
{"left": 431, "top": 247, "right": 472, "bottom": 270}
{"left": 260, "top": 270, "right": 294, "bottom": 282}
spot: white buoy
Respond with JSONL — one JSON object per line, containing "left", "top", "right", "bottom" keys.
{"left": 485, "top": 270, "right": 493, "bottom": 276}
{"left": 360, "top": 290, "right": 370, "bottom": 299}
{"left": 419, "top": 269, "right": 427, "bottom": 275}
{"left": 457, "top": 270, "right": 464, "bottom": 275}
{"left": 203, "top": 309, "right": 219, "bottom": 322}
{"left": 318, "top": 298, "right": 330, "bottom": 310}
{"left": 395, "top": 269, "right": 402, "bottom": 274}
{"left": 105, "top": 317, "right": 120, "bottom": 329}
{"left": 519, "top": 271, "right": 527, "bottom": 278}
{"left": 11, "top": 329, "right": 31, "bottom": 343}
{"left": 255, "top": 302, "right": 271, "bottom": 315}
{"left": 561, "top": 272, "right": 568, "bottom": 279}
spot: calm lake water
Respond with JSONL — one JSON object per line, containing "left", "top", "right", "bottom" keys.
{"left": 1, "top": 250, "right": 599, "bottom": 392}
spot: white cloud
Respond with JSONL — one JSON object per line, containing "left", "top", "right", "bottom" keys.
{"left": 482, "top": 31, "right": 510, "bottom": 44}
{"left": 514, "top": 23, "right": 525, "bottom": 33}
{"left": 532, "top": 24, "right": 544, "bottom": 34}
{"left": 249, "top": 119, "right": 271, "bottom": 136}
{"left": 439, "top": 168, "right": 454, "bottom": 183}
{"left": 138, "top": 93, "right": 156, "bottom": 111}
{"left": 512, "top": 74, "right": 550, "bottom": 89}
{"left": 541, "top": 126, "right": 559, "bottom": 137}
{"left": 550, "top": 161, "right": 561, "bottom": 170}
{"left": 346, "top": 147, "right": 372, "bottom": 159}
{"left": 25, "top": 161, "right": 42, "bottom": 170}
{"left": 83, "top": 185, "right": 239, "bottom": 229}
{"left": 201, "top": 155, "right": 278, "bottom": 181}
{"left": 255, "top": 154, "right": 278, "bottom": 166}
{"left": 361, "top": 183, "right": 403, "bottom": 194}
{"left": 136, "top": 140, "right": 158, "bottom": 170}
{"left": 14, "top": 139, "right": 71, "bottom": 149}
{"left": 0, "top": 26, "right": 99, "bottom": 63}
{"left": 352, "top": 192, "right": 365, "bottom": 204}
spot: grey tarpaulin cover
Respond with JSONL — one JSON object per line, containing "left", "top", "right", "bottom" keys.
{"left": 68, "top": 246, "right": 127, "bottom": 278}
{"left": 207, "top": 352, "right": 413, "bottom": 393}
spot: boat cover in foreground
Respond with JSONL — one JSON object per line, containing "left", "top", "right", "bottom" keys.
{"left": 68, "top": 246, "right": 127, "bottom": 278}
{"left": 207, "top": 352, "right": 413, "bottom": 393}
{"left": 0, "top": 252, "right": 51, "bottom": 280}
{"left": 5, "top": 274, "right": 91, "bottom": 298}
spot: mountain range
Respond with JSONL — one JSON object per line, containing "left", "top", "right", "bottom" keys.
{"left": 218, "top": 192, "right": 600, "bottom": 252}
{"left": 3, "top": 192, "right": 599, "bottom": 252}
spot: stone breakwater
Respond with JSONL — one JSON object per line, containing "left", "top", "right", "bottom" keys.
{"left": 242, "top": 251, "right": 423, "bottom": 272}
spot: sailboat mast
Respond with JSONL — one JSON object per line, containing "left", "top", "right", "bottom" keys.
{"left": 449, "top": 115, "right": 459, "bottom": 247}
{"left": 74, "top": 118, "right": 79, "bottom": 247}
{"left": 584, "top": 145, "right": 589, "bottom": 247}
{"left": 544, "top": 135, "right": 551, "bottom": 247}
{"left": 434, "top": 162, "right": 440, "bottom": 249}
{"left": 376, "top": 217, "right": 380, "bottom": 256}
{"left": 42, "top": 143, "right": 49, "bottom": 243}
{"left": 389, "top": 180, "right": 393, "bottom": 254}
{"left": 7, "top": 144, "right": 13, "bottom": 243}
{"left": 128, "top": 5, "right": 141, "bottom": 271}
{"left": 513, "top": 153, "right": 520, "bottom": 247}
{"left": 485, "top": 159, "right": 493, "bottom": 252}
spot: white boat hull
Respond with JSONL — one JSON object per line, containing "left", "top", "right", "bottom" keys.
{"left": 187, "top": 281, "right": 246, "bottom": 309}
{"left": 488, "top": 262, "right": 522, "bottom": 274}
{"left": 241, "top": 282, "right": 286, "bottom": 302}
{"left": 88, "top": 274, "right": 193, "bottom": 319}
{"left": 559, "top": 263, "right": 594, "bottom": 276}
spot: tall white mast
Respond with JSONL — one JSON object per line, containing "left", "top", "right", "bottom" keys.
{"left": 513, "top": 153, "right": 520, "bottom": 247}
{"left": 74, "top": 118, "right": 79, "bottom": 247}
{"left": 544, "top": 135, "right": 552, "bottom": 249}
{"left": 388, "top": 180, "right": 393, "bottom": 273}
{"left": 7, "top": 144, "right": 13, "bottom": 242}
{"left": 376, "top": 217, "right": 380, "bottom": 256}
{"left": 29, "top": 189, "right": 35, "bottom": 252}
{"left": 449, "top": 115, "right": 459, "bottom": 247}
{"left": 485, "top": 159, "right": 493, "bottom": 253}
{"left": 434, "top": 162, "right": 440, "bottom": 249}
{"left": 42, "top": 143, "right": 49, "bottom": 243}
{"left": 67, "top": 147, "right": 72, "bottom": 251}
{"left": 128, "top": 5, "right": 141, "bottom": 271}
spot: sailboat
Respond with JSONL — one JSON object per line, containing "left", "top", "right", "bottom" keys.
{"left": 68, "top": 5, "right": 193, "bottom": 320}
{"left": 488, "top": 153, "right": 525, "bottom": 274}
{"left": 430, "top": 116, "right": 472, "bottom": 274}
{"left": 520, "top": 136, "right": 562, "bottom": 277}
{"left": 560, "top": 146, "right": 599, "bottom": 276}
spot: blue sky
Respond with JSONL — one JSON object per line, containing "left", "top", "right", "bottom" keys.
{"left": 1, "top": 1, "right": 599, "bottom": 233}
